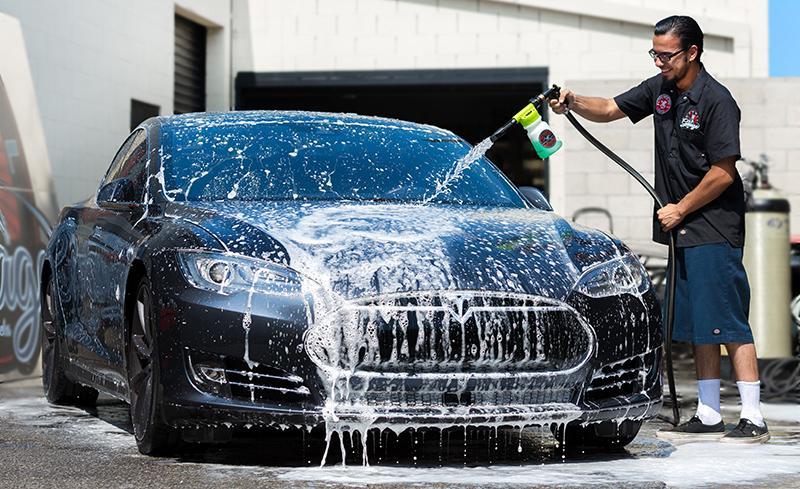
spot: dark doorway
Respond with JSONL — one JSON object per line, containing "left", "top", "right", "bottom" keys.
{"left": 130, "top": 99, "right": 159, "bottom": 130}
{"left": 174, "top": 14, "right": 206, "bottom": 114}
{"left": 235, "top": 68, "right": 549, "bottom": 193}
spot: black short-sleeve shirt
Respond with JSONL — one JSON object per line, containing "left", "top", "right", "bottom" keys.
{"left": 613, "top": 65, "right": 745, "bottom": 248}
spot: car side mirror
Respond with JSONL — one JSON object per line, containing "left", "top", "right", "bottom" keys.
{"left": 518, "top": 186, "right": 553, "bottom": 211}
{"left": 98, "top": 178, "right": 135, "bottom": 204}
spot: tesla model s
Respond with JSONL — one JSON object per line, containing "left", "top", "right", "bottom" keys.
{"left": 40, "top": 111, "right": 662, "bottom": 455}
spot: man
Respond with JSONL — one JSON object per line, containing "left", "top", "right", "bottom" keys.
{"left": 549, "top": 15, "right": 768, "bottom": 443}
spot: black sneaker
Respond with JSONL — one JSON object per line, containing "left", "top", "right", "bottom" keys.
{"left": 720, "top": 419, "right": 770, "bottom": 444}
{"left": 655, "top": 415, "right": 725, "bottom": 441}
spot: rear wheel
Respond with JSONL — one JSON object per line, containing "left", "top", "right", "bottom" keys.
{"left": 41, "top": 274, "right": 99, "bottom": 406}
{"left": 128, "top": 278, "right": 177, "bottom": 455}
{"left": 552, "top": 419, "right": 641, "bottom": 452}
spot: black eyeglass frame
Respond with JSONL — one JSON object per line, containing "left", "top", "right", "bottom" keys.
{"left": 648, "top": 48, "right": 688, "bottom": 63}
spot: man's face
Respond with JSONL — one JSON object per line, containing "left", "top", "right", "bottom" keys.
{"left": 651, "top": 33, "right": 695, "bottom": 82}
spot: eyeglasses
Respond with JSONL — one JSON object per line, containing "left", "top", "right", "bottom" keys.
{"left": 648, "top": 48, "right": 687, "bottom": 63}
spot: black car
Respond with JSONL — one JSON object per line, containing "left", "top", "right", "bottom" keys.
{"left": 40, "top": 111, "right": 662, "bottom": 455}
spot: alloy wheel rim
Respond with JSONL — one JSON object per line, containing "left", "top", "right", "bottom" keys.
{"left": 129, "top": 286, "right": 154, "bottom": 442}
{"left": 41, "top": 281, "right": 57, "bottom": 389}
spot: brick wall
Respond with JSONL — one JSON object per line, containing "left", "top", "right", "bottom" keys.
{"left": 562, "top": 77, "right": 800, "bottom": 244}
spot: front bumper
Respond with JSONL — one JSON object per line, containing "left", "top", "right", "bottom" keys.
{"left": 163, "top": 393, "right": 662, "bottom": 430}
{"left": 152, "top": 264, "right": 664, "bottom": 431}
{"left": 162, "top": 345, "right": 663, "bottom": 430}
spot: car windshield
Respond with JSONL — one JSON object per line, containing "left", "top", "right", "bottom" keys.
{"left": 160, "top": 115, "right": 526, "bottom": 207}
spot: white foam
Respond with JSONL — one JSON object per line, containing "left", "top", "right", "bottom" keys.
{"left": 278, "top": 440, "right": 800, "bottom": 487}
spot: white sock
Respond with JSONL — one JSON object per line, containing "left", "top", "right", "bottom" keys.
{"left": 737, "top": 380, "right": 765, "bottom": 427}
{"left": 696, "top": 378, "right": 723, "bottom": 425}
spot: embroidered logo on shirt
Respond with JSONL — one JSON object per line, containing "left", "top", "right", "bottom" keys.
{"left": 680, "top": 108, "right": 701, "bottom": 130}
{"left": 655, "top": 94, "right": 672, "bottom": 114}
{"left": 539, "top": 129, "right": 556, "bottom": 148}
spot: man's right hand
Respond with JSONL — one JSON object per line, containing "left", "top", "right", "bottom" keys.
{"left": 549, "top": 88, "right": 575, "bottom": 115}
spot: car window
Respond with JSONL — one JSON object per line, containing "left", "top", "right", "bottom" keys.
{"left": 160, "top": 118, "right": 527, "bottom": 208}
{"left": 101, "top": 129, "right": 148, "bottom": 202}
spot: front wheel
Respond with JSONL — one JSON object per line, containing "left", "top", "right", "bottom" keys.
{"left": 41, "top": 274, "right": 98, "bottom": 406}
{"left": 127, "top": 277, "right": 177, "bottom": 455}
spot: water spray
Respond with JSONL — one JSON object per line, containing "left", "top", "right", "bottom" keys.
{"left": 491, "top": 85, "right": 681, "bottom": 426}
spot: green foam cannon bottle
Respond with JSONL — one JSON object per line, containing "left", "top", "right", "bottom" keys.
{"left": 490, "top": 84, "right": 563, "bottom": 159}
{"left": 513, "top": 103, "right": 562, "bottom": 159}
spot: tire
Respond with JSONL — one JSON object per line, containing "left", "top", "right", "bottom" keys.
{"left": 127, "top": 277, "right": 177, "bottom": 455}
{"left": 41, "top": 274, "right": 99, "bottom": 406}
{"left": 552, "top": 419, "right": 641, "bottom": 452}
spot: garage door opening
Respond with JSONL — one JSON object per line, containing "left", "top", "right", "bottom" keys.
{"left": 235, "top": 68, "right": 549, "bottom": 195}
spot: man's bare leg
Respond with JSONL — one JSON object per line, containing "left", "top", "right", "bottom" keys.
{"left": 694, "top": 344, "right": 722, "bottom": 379}
{"left": 725, "top": 342, "right": 759, "bottom": 382}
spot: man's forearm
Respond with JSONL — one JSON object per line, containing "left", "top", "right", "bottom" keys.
{"left": 676, "top": 159, "right": 737, "bottom": 216}
{"left": 570, "top": 95, "right": 622, "bottom": 123}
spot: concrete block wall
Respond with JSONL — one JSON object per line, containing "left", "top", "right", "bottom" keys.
{"left": 562, "top": 77, "right": 800, "bottom": 244}
{"left": 234, "top": 0, "right": 764, "bottom": 80}
{"left": 0, "top": 0, "right": 230, "bottom": 208}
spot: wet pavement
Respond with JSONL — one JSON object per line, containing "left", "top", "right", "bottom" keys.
{"left": 1, "top": 368, "right": 800, "bottom": 489}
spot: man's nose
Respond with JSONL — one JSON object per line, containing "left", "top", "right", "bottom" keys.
{"left": 654, "top": 57, "right": 665, "bottom": 68}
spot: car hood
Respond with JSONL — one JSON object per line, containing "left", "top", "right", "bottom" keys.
{"left": 166, "top": 201, "right": 623, "bottom": 301}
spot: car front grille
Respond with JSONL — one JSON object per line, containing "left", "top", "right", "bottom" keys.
{"left": 306, "top": 291, "right": 594, "bottom": 375}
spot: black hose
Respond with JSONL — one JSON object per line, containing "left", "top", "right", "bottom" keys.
{"left": 564, "top": 111, "right": 681, "bottom": 426}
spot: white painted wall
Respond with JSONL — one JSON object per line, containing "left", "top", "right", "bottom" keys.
{"left": 562, "top": 77, "right": 800, "bottom": 245}
{"left": 0, "top": 0, "right": 231, "bottom": 207}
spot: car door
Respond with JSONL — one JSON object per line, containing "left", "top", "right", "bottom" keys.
{"left": 81, "top": 129, "right": 149, "bottom": 380}
{"left": 65, "top": 132, "right": 138, "bottom": 374}
{"left": 92, "top": 129, "right": 151, "bottom": 377}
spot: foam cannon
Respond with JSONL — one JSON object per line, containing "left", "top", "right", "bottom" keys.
{"left": 490, "top": 85, "right": 563, "bottom": 159}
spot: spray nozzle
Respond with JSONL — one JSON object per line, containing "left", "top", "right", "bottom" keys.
{"left": 534, "top": 84, "right": 562, "bottom": 111}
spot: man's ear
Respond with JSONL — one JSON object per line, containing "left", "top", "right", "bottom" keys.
{"left": 688, "top": 45, "right": 699, "bottom": 62}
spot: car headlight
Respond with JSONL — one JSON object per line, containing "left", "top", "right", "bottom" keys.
{"left": 573, "top": 252, "right": 650, "bottom": 298}
{"left": 177, "top": 251, "right": 301, "bottom": 295}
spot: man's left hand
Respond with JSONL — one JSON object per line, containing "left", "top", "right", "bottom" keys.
{"left": 657, "top": 204, "right": 685, "bottom": 231}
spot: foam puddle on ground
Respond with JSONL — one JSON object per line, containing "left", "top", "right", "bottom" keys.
{"left": 4, "top": 385, "right": 800, "bottom": 488}
{"left": 276, "top": 440, "right": 800, "bottom": 487}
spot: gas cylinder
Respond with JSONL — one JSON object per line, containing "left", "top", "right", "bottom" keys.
{"left": 743, "top": 183, "right": 793, "bottom": 358}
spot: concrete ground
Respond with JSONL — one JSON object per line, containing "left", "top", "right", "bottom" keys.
{"left": 1, "top": 358, "right": 799, "bottom": 489}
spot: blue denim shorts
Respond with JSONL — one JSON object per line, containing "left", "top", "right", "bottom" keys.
{"left": 666, "top": 242, "right": 754, "bottom": 345}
